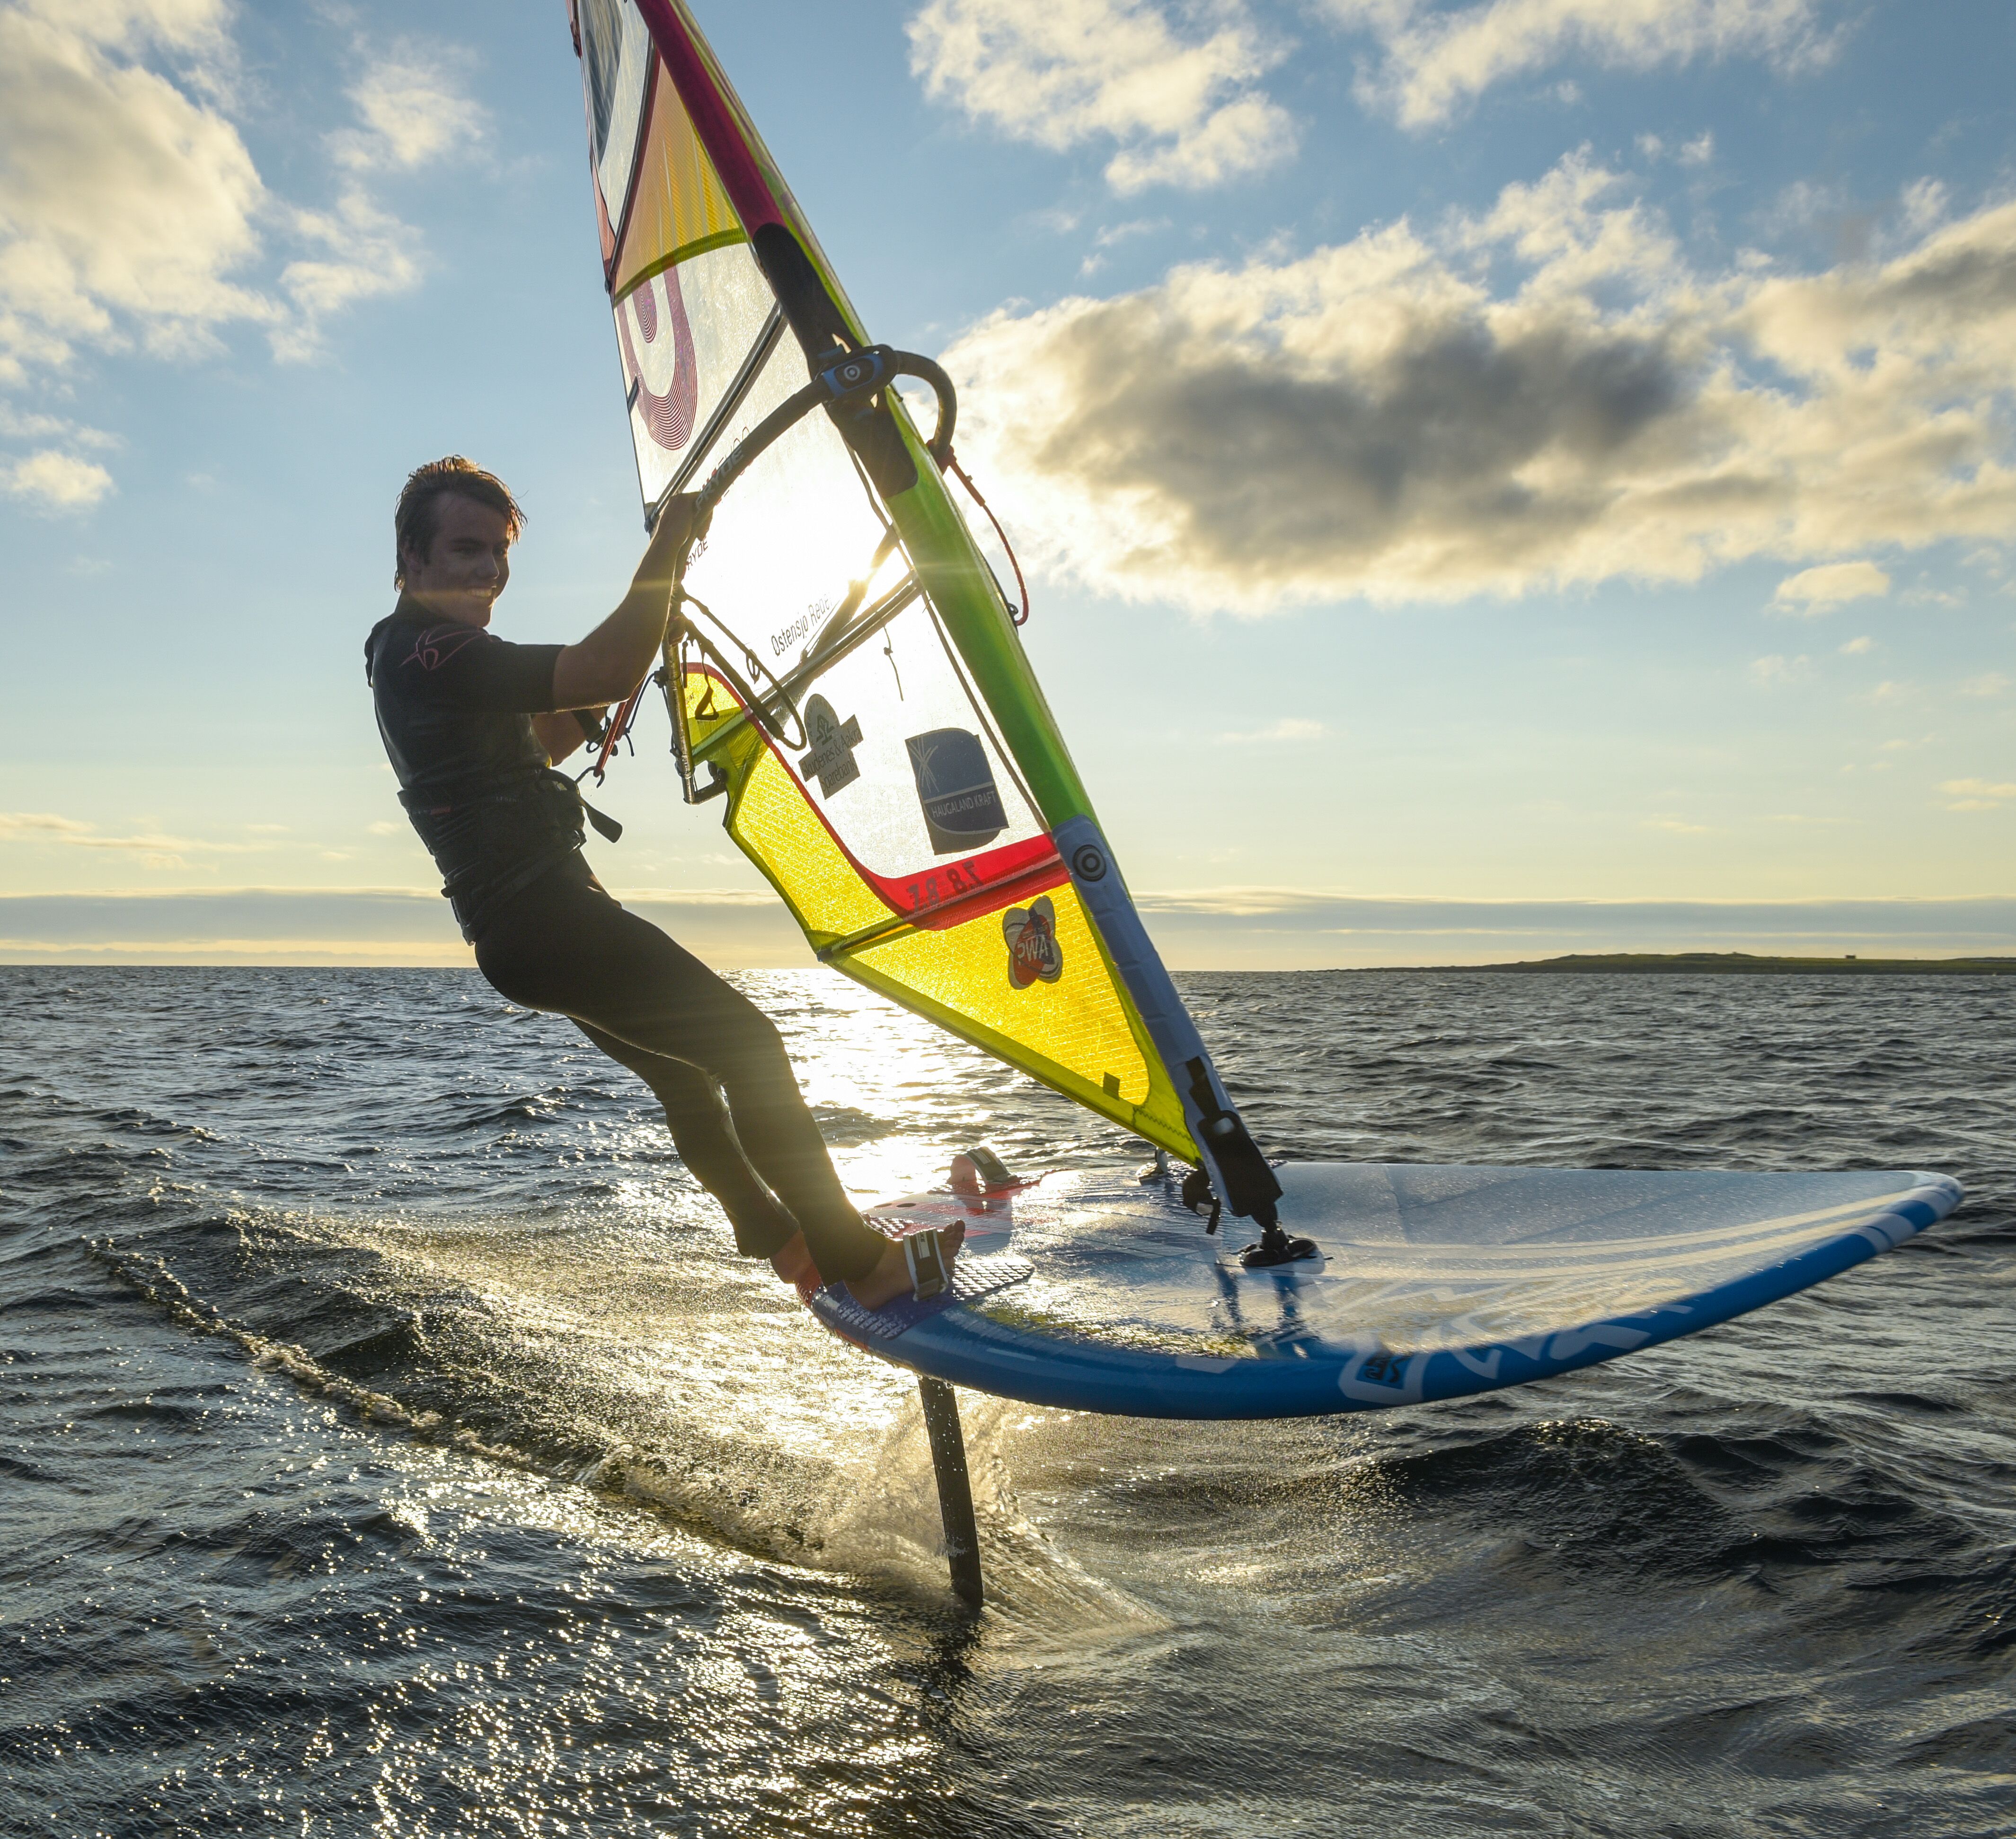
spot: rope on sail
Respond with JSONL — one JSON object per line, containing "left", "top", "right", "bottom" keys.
{"left": 943, "top": 449, "right": 1029, "bottom": 627}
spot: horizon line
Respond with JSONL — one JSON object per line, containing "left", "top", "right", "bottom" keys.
{"left": 7, "top": 886, "right": 2016, "bottom": 908}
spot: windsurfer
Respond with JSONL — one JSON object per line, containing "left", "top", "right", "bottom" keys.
{"left": 365, "top": 456, "right": 961, "bottom": 1309}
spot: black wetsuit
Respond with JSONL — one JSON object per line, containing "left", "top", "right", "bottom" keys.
{"left": 366, "top": 597, "right": 883, "bottom": 1285}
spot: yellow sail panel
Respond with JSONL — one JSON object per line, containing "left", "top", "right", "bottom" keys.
{"left": 725, "top": 733, "right": 892, "bottom": 945}
{"left": 610, "top": 64, "right": 743, "bottom": 298}
{"left": 856, "top": 891, "right": 1145, "bottom": 1102}
{"left": 844, "top": 898, "right": 1194, "bottom": 1154}
{"left": 678, "top": 676, "right": 1195, "bottom": 1155}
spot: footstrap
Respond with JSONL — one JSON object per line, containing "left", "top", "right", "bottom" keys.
{"left": 903, "top": 1230, "right": 950, "bottom": 1301}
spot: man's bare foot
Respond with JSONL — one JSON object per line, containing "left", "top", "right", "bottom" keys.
{"left": 845, "top": 1222, "right": 965, "bottom": 1311}
{"left": 769, "top": 1232, "right": 821, "bottom": 1303}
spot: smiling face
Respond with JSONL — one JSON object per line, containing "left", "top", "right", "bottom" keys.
{"left": 399, "top": 492, "right": 513, "bottom": 627}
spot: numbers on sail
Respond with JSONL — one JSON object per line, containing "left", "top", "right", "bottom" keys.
{"left": 902, "top": 860, "right": 987, "bottom": 913}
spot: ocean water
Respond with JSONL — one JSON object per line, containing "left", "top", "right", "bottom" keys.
{"left": 2, "top": 964, "right": 2012, "bottom": 1838}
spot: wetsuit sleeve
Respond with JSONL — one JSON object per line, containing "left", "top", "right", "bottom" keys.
{"left": 389, "top": 622, "right": 566, "bottom": 713}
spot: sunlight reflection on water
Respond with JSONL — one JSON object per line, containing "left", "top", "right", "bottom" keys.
{"left": 3, "top": 966, "right": 2013, "bottom": 1836}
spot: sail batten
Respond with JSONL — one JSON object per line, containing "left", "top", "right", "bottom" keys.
{"left": 571, "top": 0, "right": 1295, "bottom": 1194}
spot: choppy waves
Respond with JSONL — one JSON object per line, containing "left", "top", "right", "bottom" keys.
{"left": 2, "top": 966, "right": 2012, "bottom": 1835}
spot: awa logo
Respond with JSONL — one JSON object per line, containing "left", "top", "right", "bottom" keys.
{"left": 1002, "top": 895, "right": 1064, "bottom": 989}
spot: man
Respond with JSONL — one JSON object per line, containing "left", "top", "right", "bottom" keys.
{"left": 367, "top": 456, "right": 958, "bottom": 1309}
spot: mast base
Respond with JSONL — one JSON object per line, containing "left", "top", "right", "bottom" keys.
{"left": 1239, "top": 1224, "right": 1321, "bottom": 1268}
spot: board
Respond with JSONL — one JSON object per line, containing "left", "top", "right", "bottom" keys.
{"left": 807, "top": 1162, "right": 1963, "bottom": 1418}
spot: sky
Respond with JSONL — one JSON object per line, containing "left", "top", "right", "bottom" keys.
{"left": 2, "top": 0, "right": 2014, "bottom": 968}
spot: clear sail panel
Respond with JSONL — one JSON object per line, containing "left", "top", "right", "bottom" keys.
{"left": 576, "top": 0, "right": 653, "bottom": 226}
{"left": 578, "top": 0, "right": 760, "bottom": 508}
{"left": 614, "top": 243, "right": 772, "bottom": 508}
{"left": 679, "top": 337, "right": 1054, "bottom": 911}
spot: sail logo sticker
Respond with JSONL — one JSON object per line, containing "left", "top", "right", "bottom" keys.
{"left": 905, "top": 729, "right": 1007, "bottom": 855}
{"left": 1003, "top": 896, "right": 1064, "bottom": 989}
{"left": 614, "top": 263, "right": 698, "bottom": 454}
{"left": 799, "top": 695, "right": 863, "bottom": 797}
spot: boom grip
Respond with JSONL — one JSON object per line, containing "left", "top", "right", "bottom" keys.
{"left": 681, "top": 343, "right": 958, "bottom": 529}
{"left": 816, "top": 344, "right": 956, "bottom": 465}
{"left": 889, "top": 351, "right": 957, "bottom": 464}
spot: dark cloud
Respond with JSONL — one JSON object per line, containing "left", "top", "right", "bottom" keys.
{"left": 949, "top": 165, "right": 2016, "bottom": 610}
{"left": 1038, "top": 297, "right": 1689, "bottom": 582}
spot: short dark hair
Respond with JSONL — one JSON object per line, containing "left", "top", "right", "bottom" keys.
{"left": 393, "top": 457, "right": 526, "bottom": 589}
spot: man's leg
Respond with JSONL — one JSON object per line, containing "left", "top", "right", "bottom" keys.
{"left": 475, "top": 862, "right": 887, "bottom": 1284}
{"left": 574, "top": 1021, "right": 798, "bottom": 1260}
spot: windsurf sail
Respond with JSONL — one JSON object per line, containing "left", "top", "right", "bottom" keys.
{"left": 566, "top": 0, "right": 1283, "bottom": 1229}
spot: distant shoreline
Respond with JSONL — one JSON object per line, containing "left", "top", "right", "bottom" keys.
{"left": 1420, "top": 952, "right": 2016, "bottom": 976}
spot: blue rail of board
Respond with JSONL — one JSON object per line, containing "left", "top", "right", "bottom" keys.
{"left": 806, "top": 1162, "right": 1963, "bottom": 1419}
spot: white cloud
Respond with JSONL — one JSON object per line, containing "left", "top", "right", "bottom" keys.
{"left": 1749, "top": 653, "right": 1809, "bottom": 685}
{"left": 1757, "top": 176, "right": 1848, "bottom": 246}
{"left": 274, "top": 190, "right": 421, "bottom": 360}
{"left": 1645, "top": 816, "right": 1713, "bottom": 833}
{"left": 0, "top": 807, "right": 268, "bottom": 866}
{"left": 1772, "top": 559, "right": 1891, "bottom": 613}
{"left": 0, "top": 810, "right": 186, "bottom": 865}
{"left": 1840, "top": 635, "right": 1874, "bottom": 654}
{"left": 0, "top": 402, "right": 116, "bottom": 446}
{"left": 0, "top": 9, "right": 473, "bottom": 388}
{"left": 273, "top": 45, "right": 490, "bottom": 360}
{"left": 0, "top": 0, "right": 274, "bottom": 382}
{"left": 1325, "top": 0, "right": 1832, "bottom": 130}
{"left": 1900, "top": 177, "right": 1949, "bottom": 237}
{"left": 946, "top": 156, "right": 2016, "bottom": 613}
{"left": 907, "top": 0, "right": 1296, "bottom": 193}
{"left": 1939, "top": 777, "right": 2016, "bottom": 811}
{"left": 3, "top": 447, "right": 114, "bottom": 508}
{"left": 1080, "top": 216, "right": 1170, "bottom": 275}
{"left": 1960, "top": 671, "right": 2010, "bottom": 698}
{"left": 265, "top": 48, "right": 485, "bottom": 356}
{"left": 0, "top": 810, "right": 92, "bottom": 835}
{"left": 331, "top": 50, "right": 486, "bottom": 174}
{"left": 0, "top": 401, "right": 122, "bottom": 508}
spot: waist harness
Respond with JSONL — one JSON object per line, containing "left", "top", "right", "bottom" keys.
{"left": 400, "top": 768, "right": 623, "bottom": 941}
